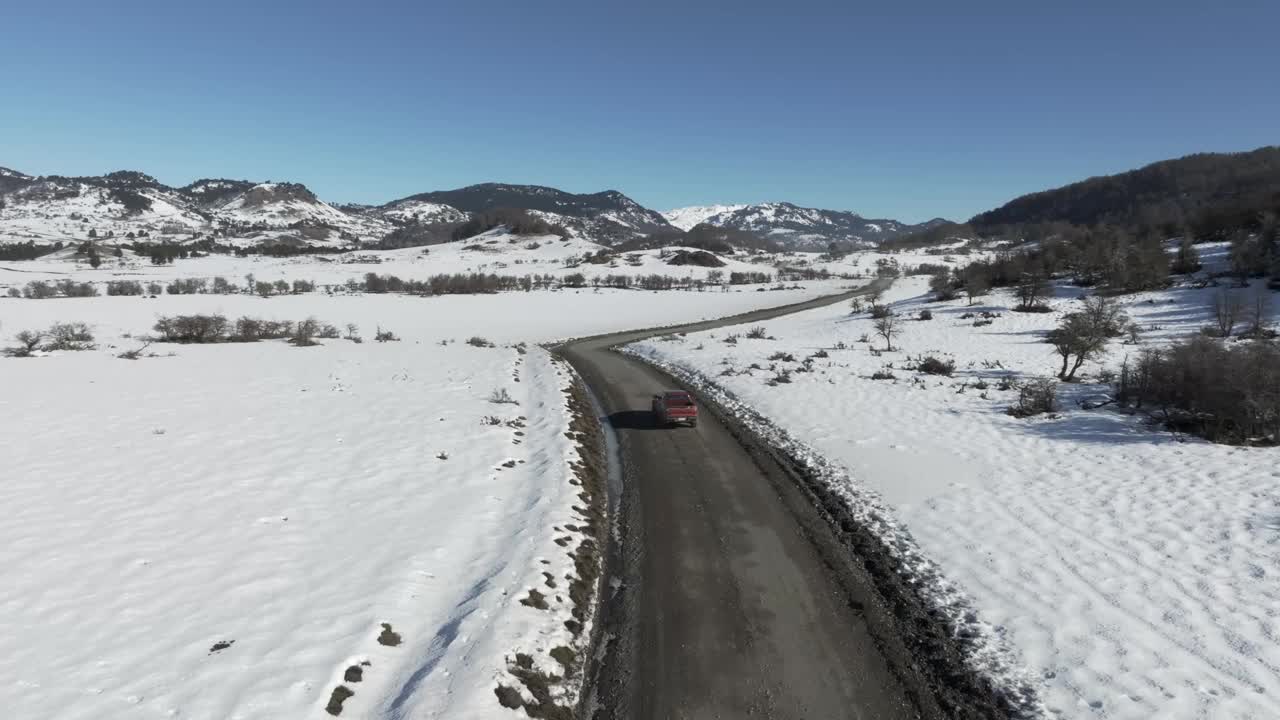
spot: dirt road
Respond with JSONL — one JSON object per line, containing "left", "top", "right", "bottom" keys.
{"left": 557, "top": 281, "right": 982, "bottom": 720}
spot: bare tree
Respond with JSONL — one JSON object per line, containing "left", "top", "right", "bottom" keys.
{"left": 1015, "top": 273, "right": 1050, "bottom": 310}
{"left": 1047, "top": 298, "right": 1126, "bottom": 381}
{"left": 1213, "top": 289, "right": 1244, "bottom": 338}
{"left": 873, "top": 312, "right": 900, "bottom": 351}
{"left": 1048, "top": 314, "right": 1106, "bottom": 380}
{"left": 1246, "top": 286, "right": 1274, "bottom": 336}
{"left": 965, "top": 268, "right": 990, "bottom": 305}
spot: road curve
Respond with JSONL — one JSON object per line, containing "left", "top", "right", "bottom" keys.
{"left": 556, "top": 281, "right": 955, "bottom": 720}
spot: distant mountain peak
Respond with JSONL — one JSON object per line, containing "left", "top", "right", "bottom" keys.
{"left": 662, "top": 201, "right": 923, "bottom": 248}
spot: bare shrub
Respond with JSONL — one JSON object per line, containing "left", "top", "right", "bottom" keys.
{"left": 490, "top": 388, "right": 518, "bottom": 404}
{"left": 154, "top": 314, "right": 229, "bottom": 343}
{"left": 117, "top": 341, "right": 153, "bottom": 360}
{"left": 1116, "top": 337, "right": 1280, "bottom": 444}
{"left": 3, "top": 330, "right": 44, "bottom": 357}
{"left": 915, "top": 356, "right": 955, "bottom": 376}
{"left": 375, "top": 327, "right": 400, "bottom": 342}
{"left": 1008, "top": 377, "right": 1058, "bottom": 417}
{"left": 918, "top": 309, "right": 933, "bottom": 321}
{"left": 745, "top": 326, "right": 768, "bottom": 339}
{"left": 165, "top": 278, "right": 207, "bottom": 295}
{"left": 767, "top": 351, "right": 796, "bottom": 362}
{"left": 106, "top": 280, "right": 144, "bottom": 296}
{"left": 344, "top": 323, "right": 362, "bottom": 343}
{"left": 871, "top": 369, "right": 896, "bottom": 380}
{"left": 929, "top": 270, "right": 959, "bottom": 301}
{"left": 44, "top": 322, "right": 96, "bottom": 350}
{"left": 869, "top": 304, "right": 893, "bottom": 319}
{"left": 56, "top": 280, "right": 98, "bottom": 298}
{"left": 467, "top": 336, "right": 495, "bottom": 348}
{"left": 290, "top": 318, "right": 321, "bottom": 347}
{"left": 145, "top": 282, "right": 163, "bottom": 296}
{"left": 5, "top": 288, "right": 19, "bottom": 298}
{"left": 767, "top": 369, "right": 792, "bottom": 385}
{"left": 481, "top": 415, "right": 503, "bottom": 426}
{"left": 291, "top": 279, "right": 316, "bottom": 294}
{"left": 23, "top": 281, "right": 57, "bottom": 299}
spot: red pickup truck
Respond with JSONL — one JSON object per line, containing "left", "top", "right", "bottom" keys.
{"left": 652, "top": 390, "right": 698, "bottom": 427}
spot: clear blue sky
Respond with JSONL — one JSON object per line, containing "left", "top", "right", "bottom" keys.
{"left": 1, "top": 1, "right": 1276, "bottom": 223}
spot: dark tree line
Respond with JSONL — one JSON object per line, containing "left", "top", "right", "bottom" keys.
{"left": 451, "top": 208, "right": 569, "bottom": 242}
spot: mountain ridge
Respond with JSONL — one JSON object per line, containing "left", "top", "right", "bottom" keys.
{"left": 0, "top": 165, "right": 931, "bottom": 251}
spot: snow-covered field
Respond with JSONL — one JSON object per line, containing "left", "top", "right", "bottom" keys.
{"left": 627, "top": 262, "right": 1280, "bottom": 719}
{"left": 0, "top": 254, "right": 847, "bottom": 719}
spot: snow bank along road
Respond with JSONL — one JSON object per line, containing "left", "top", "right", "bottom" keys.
{"left": 558, "top": 280, "right": 1015, "bottom": 720}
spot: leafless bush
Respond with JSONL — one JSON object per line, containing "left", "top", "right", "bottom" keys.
{"left": 3, "top": 330, "right": 45, "bottom": 357}
{"left": 1008, "top": 377, "right": 1058, "bottom": 417}
{"left": 914, "top": 356, "right": 955, "bottom": 376}
{"left": 870, "top": 304, "right": 893, "bottom": 319}
{"left": 23, "top": 281, "right": 57, "bottom": 299}
{"left": 43, "top": 322, "right": 96, "bottom": 351}
{"left": 345, "top": 323, "right": 362, "bottom": 343}
{"left": 918, "top": 309, "right": 933, "bottom": 320}
{"left": 1115, "top": 337, "right": 1280, "bottom": 444}
{"left": 745, "top": 326, "right": 768, "bottom": 339}
{"left": 117, "top": 341, "right": 153, "bottom": 360}
{"left": 290, "top": 318, "right": 322, "bottom": 346}
{"left": 767, "top": 351, "right": 796, "bottom": 362}
{"left": 166, "top": 278, "right": 207, "bottom": 295}
{"left": 375, "top": 327, "right": 400, "bottom": 342}
{"left": 723, "top": 334, "right": 739, "bottom": 345}
{"left": 490, "top": 388, "right": 518, "bottom": 404}
{"left": 154, "top": 314, "right": 229, "bottom": 343}
{"left": 56, "top": 280, "right": 98, "bottom": 298}
{"left": 767, "top": 369, "right": 792, "bottom": 385}
{"left": 145, "top": 282, "right": 163, "bottom": 296}
{"left": 468, "top": 336, "right": 495, "bottom": 347}
{"left": 871, "top": 369, "right": 896, "bottom": 380}
{"left": 481, "top": 415, "right": 503, "bottom": 426}
{"left": 106, "top": 280, "right": 145, "bottom": 296}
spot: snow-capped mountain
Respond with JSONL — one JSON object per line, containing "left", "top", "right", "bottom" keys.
{"left": 384, "top": 183, "right": 675, "bottom": 244}
{"left": 0, "top": 170, "right": 389, "bottom": 247}
{"left": 663, "top": 202, "right": 944, "bottom": 249}
{"left": 662, "top": 204, "right": 748, "bottom": 231}
{"left": 1, "top": 164, "right": 944, "bottom": 252}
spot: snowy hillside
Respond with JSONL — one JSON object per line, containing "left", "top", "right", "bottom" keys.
{"left": 664, "top": 202, "right": 946, "bottom": 249}
{"left": 627, "top": 258, "right": 1280, "bottom": 720}
{"left": 0, "top": 170, "right": 389, "bottom": 248}
{"left": 385, "top": 183, "right": 675, "bottom": 245}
